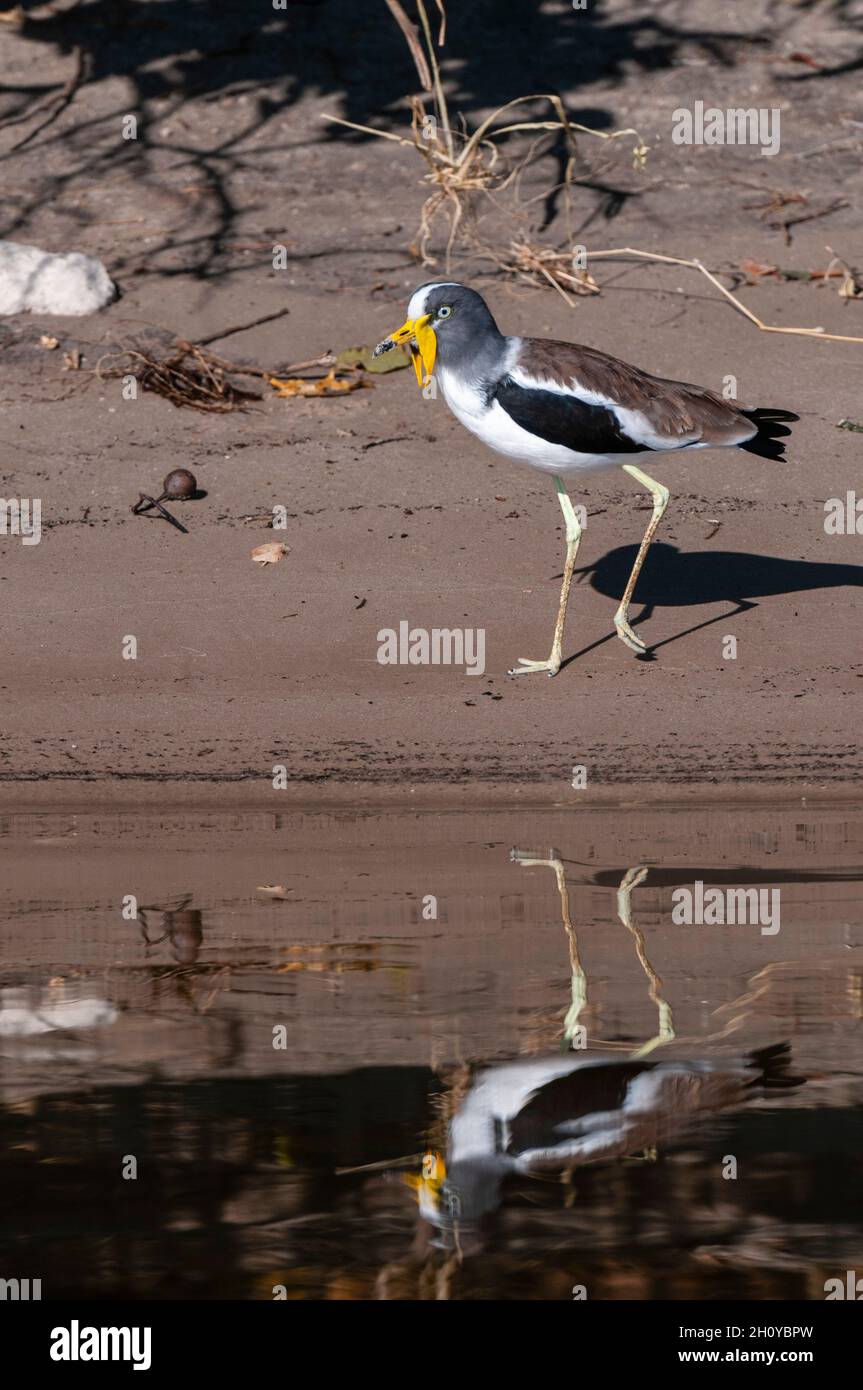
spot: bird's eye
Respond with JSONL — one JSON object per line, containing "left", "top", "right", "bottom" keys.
{"left": 437, "top": 305, "right": 453, "bottom": 319}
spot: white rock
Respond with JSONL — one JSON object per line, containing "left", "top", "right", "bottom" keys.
{"left": 0, "top": 240, "right": 116, "bottom": 315}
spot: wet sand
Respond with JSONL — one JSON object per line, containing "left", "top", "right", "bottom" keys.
{"left": 3, "top": 800, "right": 863, "bottom": 1084}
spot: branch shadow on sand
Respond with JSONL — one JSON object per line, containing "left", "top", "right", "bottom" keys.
{"left": 0, "top": 0, "right": 783, "bottom": 282}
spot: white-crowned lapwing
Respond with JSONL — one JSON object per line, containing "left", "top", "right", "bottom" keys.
{"left": 375, "top": 283, "right": 796, "bottom": 675}
{"left": 410, "top": 1043, "right": 800, "bottom": 1231}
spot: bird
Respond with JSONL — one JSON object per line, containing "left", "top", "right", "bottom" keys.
{"left": 408, "top": 1043, "right": 801, "bottom": 1231}
{"left": 374, "top": 282, "right": 796, "bottom": 676}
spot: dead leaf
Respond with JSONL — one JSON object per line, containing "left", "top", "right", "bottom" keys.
{"left": 336, "top": 344, "right": 412, "bottom": 374}
{"left": 739, "top": 258, "right": 853, "bottom": 286}
{"left": 838, "top": 270, "right": 863, "bottom": 299}
{"left": 63, "top": 349, "right": 81, "bottom": 370}
{"left": 40, "top": 334, "right": 60, "bottom": 349}
{"left": 257, "top": 884, "right": 291, "bottom": 898}
{"left": 570, "top": 270, "right": 600, "bottom": 294}
{"left": 807, "top": 268, "right": 844, "bottom": 281}
{"left": 267, "top": 367, "right": 371, "bottom": 398}
{"left": 738, "top": 258, "right": 777, "bottom": 282}
{"left": 787, "top": 51, "right": 822, "bottom": 70}
{"left": 824, "top": 245, "right": 863, "bottom": 299}
{"left": 251, "top": 542, "right": 289, "bottom": 565}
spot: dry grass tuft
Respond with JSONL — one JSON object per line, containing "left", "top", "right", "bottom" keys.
{"left": 95, "top": 341, "right": 262, "bottom": 413}
{"left": 488, "top": 239, "right": 600, "bottom": 306}
{"left": 323, "top": 1, "right": 646, "bottom": 267}
{"left": 94, "top": 340, "right": 386, "bottom": 412}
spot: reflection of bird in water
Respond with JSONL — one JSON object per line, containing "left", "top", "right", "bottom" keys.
{"left": 511, "top": 852, "right": 673, "bottom": 1054}
{"left": 0, "top": 986, "right": 117, "bottom": 1037}
{"left": 137, "top": 898, "right": 204, "bottom": 965}
{"left": 133, "top": 899, "right": 229, "bottom": 1014}
{"left": 406, "top": 853, "right": 800, "bottom": 1235}
{"left": 414, "top": 1043, "right": 799, "bottom": 1232}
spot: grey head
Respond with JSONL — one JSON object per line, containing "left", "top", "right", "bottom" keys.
{"left": 416, "top": 1156, "right": 507, "bottom": 1245}
{"left": 408, "top": 281, "right": 506, "bottom": 376}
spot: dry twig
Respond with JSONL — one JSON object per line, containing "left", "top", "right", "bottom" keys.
{"left": 93, "top": 337, "right": 377, "bottom": 412}
{"left": 486, "top": 239, "right": 600, "bottom": 306}
{"left": 587, "top": 247, "right": 863, "bottom": 346}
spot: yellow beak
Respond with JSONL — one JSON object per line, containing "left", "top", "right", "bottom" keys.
{"left": 403, "top": 1149, "right": 447, "bottom": 1199}
{"left": 380, "top": 314, "right": 436, "bottom": 387}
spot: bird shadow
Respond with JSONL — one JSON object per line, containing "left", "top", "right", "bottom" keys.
{"left": 558, "top": 541, "right": 863, "bottom": 668}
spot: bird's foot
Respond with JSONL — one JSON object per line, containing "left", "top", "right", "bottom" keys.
{"left": 508, "top": 655, "right": 561, "bottom": 678}
{"left": 614, "top": 613, "right": 646, "bottom": 653}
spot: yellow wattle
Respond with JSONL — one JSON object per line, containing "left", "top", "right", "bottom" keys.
{"left": 414, "top": 319, "right": 437, "bottom": 382}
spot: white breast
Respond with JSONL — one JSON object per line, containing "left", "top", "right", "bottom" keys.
{"left": 437, "top": 366, "right": 643, "bottom": 476}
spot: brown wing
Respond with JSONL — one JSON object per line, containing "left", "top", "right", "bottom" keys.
{"left": 517, "top": 338, "right": 757, "bottom": 448}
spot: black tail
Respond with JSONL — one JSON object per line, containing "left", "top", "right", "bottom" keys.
{"left": 738, "top": 408, "right": 799, "bottom": 461}
{"left": 745, "top": 1041, "right": 804, "bottom": 1090}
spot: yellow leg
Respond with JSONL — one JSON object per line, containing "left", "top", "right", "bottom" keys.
{"left": 510, "top": 476, "right": 582, "bottom": 677}
{"left": 614, "top": 463, "right": 669, "bottom": 653}
{"left": 616, "top": 864, "right": 675, "bottom": 1058}
{"left": 511, "top": 848, "right": 586, "bottom": 1047}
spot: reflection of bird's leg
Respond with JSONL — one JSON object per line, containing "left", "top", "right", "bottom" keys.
{"left": 614, "top": 464, "right": 669, "bottom": 653}
{"left": 509, "top": 476, "right": 582, "bottom": 677}
{"left": 136, "top": 896, "right": 193, "bottom": 948}
{"left": 511, "top": 848, "right": 586, "bottom": 1047}
{"left": 616, "top": 864, "right": 675, "bottom": 1058}
{"left": 135, "top": 908, "right": 168, "bottom": 949}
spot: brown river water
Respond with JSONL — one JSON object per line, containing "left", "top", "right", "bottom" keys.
{"left": 0, "top": 801, "right": 861, "bottom": 1299}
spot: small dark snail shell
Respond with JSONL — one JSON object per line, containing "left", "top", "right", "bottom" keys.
{"left": 161, "top": 468, "right": 197, "bottom": 500}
